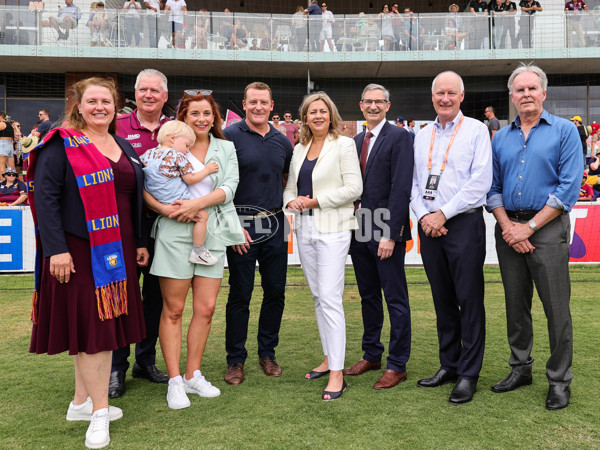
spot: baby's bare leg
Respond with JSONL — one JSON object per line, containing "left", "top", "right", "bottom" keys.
{"left": 192, "top": 208, "right": 209, "bottom": 247}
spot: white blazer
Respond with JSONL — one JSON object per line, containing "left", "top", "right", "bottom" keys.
{"left": 283, "top": 134, "right": 363, "bottom": 233}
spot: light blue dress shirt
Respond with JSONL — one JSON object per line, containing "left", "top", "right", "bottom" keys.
{"left": 487, "top": 110, "right": 582, "bottom": 213}
{"left": 410, "top": 110, "right": 493, "bottom": 221}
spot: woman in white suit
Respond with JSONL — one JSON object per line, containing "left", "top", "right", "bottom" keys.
{"left": 283, "top": 92, "right": 362, "bottom": 401}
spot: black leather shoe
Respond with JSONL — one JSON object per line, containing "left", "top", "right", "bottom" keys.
{"left": 132, "top": 362, "right": 169, "bottom": 384}
{"left": 491, "top": 372, "right": 532, "bottom": 393}
{"left": 109, "top": 371, "right": 125, "bottom": 399}
{"left": 448, "top": 379, "right": 476, "bottom": 405}
{"left": 546, "top": 385, "right": 570, "bottom": 410}
{"left": 417, "top": 368, "right": 458, "bottom": 388}
{"left": 305, "top": 370, "right": 330, "bottom": 380}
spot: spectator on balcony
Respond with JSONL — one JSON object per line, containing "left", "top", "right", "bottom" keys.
{"left": 194, "top": 9, "right": 209, "bottom": 49}
{"left": 389, "top": 4, "right": 403, "bottom": 49}
{"left": 144, "top": 0, "right": 162, "bottom": 48}
{"left": 249, "top": 38, "right": 260, "bottom": 50}
{"left": 403, "top": 9, "right": 425, "bottom": 51}
{"left": 565, "top": 0, "right": 588, "bottom": 48}
{"left": 164, "top": 0, "right": 186, "bottom": 48}
{"left": 86, "top": 2, "right": 108, "bottom": 47}
{"left": 490, "top": 0, "right": 504, "bottom": 48}
{"left": 516, "top": 0, "right": 542, "bottom": 48}
{"left": 43, "top": 0, "right": 81, "bottom": 41}
{"left": 292, "top": 5, "right": 307, "bottom": 51}
{"left": 320, "top": 3, "right": 335, "bottom": 52}
{"left": 123, "top": 0, "right": 142, "bottom": 47}
{"left": 379, "top": 5, "right": 396, "bottom": 51}
{"left": 305, "top": 0, "right": 322, "bottom": 51}
{"left": 231, "top": 18, "right": 248, "bottom": 49}
{"left": 467, "top": 0, "right": 488, "bottom": 49}
{"left": 497, "top": 0, "right": 517, "bottom": 48}
{"left": 445, "top": 17, "right": 466, "bottom": 49}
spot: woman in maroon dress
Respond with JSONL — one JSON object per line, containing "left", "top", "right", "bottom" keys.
{"left": 28, "top": 77, "right": 148, "bottom": 449}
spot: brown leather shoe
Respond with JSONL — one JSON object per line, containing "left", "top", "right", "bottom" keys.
{"left": 259, "top": 356, "right": 282, "bottom": 377}
{"left": 225, "top": 363, "right": 244, "bottom": 385}
{"left": 373, "top": 370, "right": 407, "bottom": 389}
{"left": 343, "top": 359, "right": 382, "bottom": 376}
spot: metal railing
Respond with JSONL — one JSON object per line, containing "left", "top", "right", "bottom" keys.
{"left": 0, "top": 8, "right": 598, "bottom": 51}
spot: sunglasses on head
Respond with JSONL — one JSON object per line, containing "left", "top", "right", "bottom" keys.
{"left": 184, "top": 89, "right": 213, "bottom": 97}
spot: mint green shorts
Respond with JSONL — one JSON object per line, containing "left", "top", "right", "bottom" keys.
{"left": 150, "top": 216, "right": 226, "bottom": 280}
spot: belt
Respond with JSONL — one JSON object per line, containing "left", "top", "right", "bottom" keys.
{"left": 506, "top": 210, "right": 539, "bottom": 220}
{"left": 237, "top": 208, "right": 282, "bottom": 219}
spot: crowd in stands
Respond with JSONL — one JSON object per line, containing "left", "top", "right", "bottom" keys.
{"left": 4, "top": 0, "right": 598, "bottom": 49}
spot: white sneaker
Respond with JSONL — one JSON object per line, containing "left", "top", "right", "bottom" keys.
{"left": 188, "top": 248, "right": 218, "bottom": 266}
{"left": 67, "top": 397, "right": 123, "bottom": 421}
{"left": 183, "top": 371, "right": 221, "bottom": 398}
{"left": 85, "top": 408, "right": 110, "bottom": 449}
{"left": 167, "top": 379, "right": 191, "bottom": 410}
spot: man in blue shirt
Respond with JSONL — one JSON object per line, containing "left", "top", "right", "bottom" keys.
{"left": 45, "top": 0, "right": 81, "bottom": 40}
{"left": 304, "top": 0, "right": 322, "bottom": 51}
{"left": 222, "top": 82, "right": 293, "bottom": 386}
{"left": 487, "top": 63, "right": 581, "bottom": 410}
{"left": 411, "top": 71, "right": 492, "bottom": 406}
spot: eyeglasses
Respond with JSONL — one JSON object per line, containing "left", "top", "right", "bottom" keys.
{"left": 361, "top": 99, "right": 388, "bottom": 106}
{"left": 321, "top": 4, "right": 326, "bottom": 7}
{"left": 5, "top": 174, "right": 17, "bottom": 177}
{"left": 284, "top": 115, "right": 292, "bottom": 118}
{"left": 184, "top": 89, "right": 213, "bottom": 97}
{"left": 272, "top": 116, "right": 280, "bottom": 120}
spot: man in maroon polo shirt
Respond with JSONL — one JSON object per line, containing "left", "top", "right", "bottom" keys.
{"left": 109, "top": 68, "right": 171, "bottom": 398}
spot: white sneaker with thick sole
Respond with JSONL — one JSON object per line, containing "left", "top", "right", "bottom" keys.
{"left": 183, "top": 372, "right": 221, "bottom": 398}
{"left": 167, "top": 379, "right": 191, "bottom": 409}
{"left": 85, "top": 408, "right": 110, "bottom": 449}
{"left": 188, "top": 248, "right": 218, "bottom": 266}
{"left": 67, "top": 397, "right": 123, "bottom": 421}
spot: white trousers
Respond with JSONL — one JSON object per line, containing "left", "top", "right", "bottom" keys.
{"left": 296, "top": 215, "right": 351, "bottom": 371}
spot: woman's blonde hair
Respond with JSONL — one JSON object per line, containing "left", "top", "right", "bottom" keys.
{"left": 156, "top": 119, "right": 196, "bottom": 146}
{"left": 298, "top": 92, "right": 342, "bottom": 146}
{"left": 66, "top": 77, "right": 119, "bottom": 134}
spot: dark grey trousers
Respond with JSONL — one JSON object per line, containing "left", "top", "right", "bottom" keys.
{"left": 495, "top": 214, "right": 573, "bottom": 386}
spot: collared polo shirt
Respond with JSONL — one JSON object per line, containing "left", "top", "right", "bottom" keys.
{"left": 223, "top": 120, "right": 293, "bottom": 211}
{"left": 116, "top": 109, "right": 170, "bottom": 157}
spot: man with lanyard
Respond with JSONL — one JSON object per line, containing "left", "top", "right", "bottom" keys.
{"left": 344, "top": 84, "right": 414, "bottom": 391}
{"left": 516, "top": 0, "right": 542, "bottom": 48}
{"left": 410, "top": 71, "right": 492, "bottom": 405}
{"left": 222, "top": 82, "right": 293, "bottom": 386}
{"left": 487, "top": 63, "right": 581, "bottom": 410}
{"left": 110, "top": 68, "right": 171, "bottom": 398}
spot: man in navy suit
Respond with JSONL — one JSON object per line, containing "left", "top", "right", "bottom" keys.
{"left": 344, "top": 83, "right": 414, "bottom": 390}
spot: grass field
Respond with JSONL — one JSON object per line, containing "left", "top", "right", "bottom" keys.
{"left": 1, "top": 266, "right": 599, "bottom": 449}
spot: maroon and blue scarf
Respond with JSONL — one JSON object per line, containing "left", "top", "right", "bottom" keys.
{"left": 27, "top": 128, "right": 128, "bottom": 323}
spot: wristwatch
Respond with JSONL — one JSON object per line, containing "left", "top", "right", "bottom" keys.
{"left": 528, "top": 219, "right": 538, "bottom": 232}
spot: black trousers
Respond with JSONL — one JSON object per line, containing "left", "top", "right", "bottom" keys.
{"left": 419, "top": 210, "right": 486, "bottom": 383}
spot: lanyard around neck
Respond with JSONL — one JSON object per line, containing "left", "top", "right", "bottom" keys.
{"left": 427, "top": 114, "right": 464, "bottom": 174}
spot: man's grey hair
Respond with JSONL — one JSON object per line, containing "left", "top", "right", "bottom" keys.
{"left": 135, "top": 68, "right": 168, "bottom": 92}
{"left": 507, "top": 62, "right": 547, "bottom": 94}
{"left": 361, "top": 84, "right": 390, "bottom": 102}
{"left": 431, "top": 71, "right": 464, "bottom": 94}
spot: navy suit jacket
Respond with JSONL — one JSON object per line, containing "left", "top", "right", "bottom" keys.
{"left": 34, "top": 132, "right": 147, "bottom": 257}
{"left": 354, "top": 121, "right": 413, "bottom": 243}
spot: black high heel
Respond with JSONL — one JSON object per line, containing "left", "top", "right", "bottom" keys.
{"left": 305, "top": 370, "right": 330, "bottom": 380}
